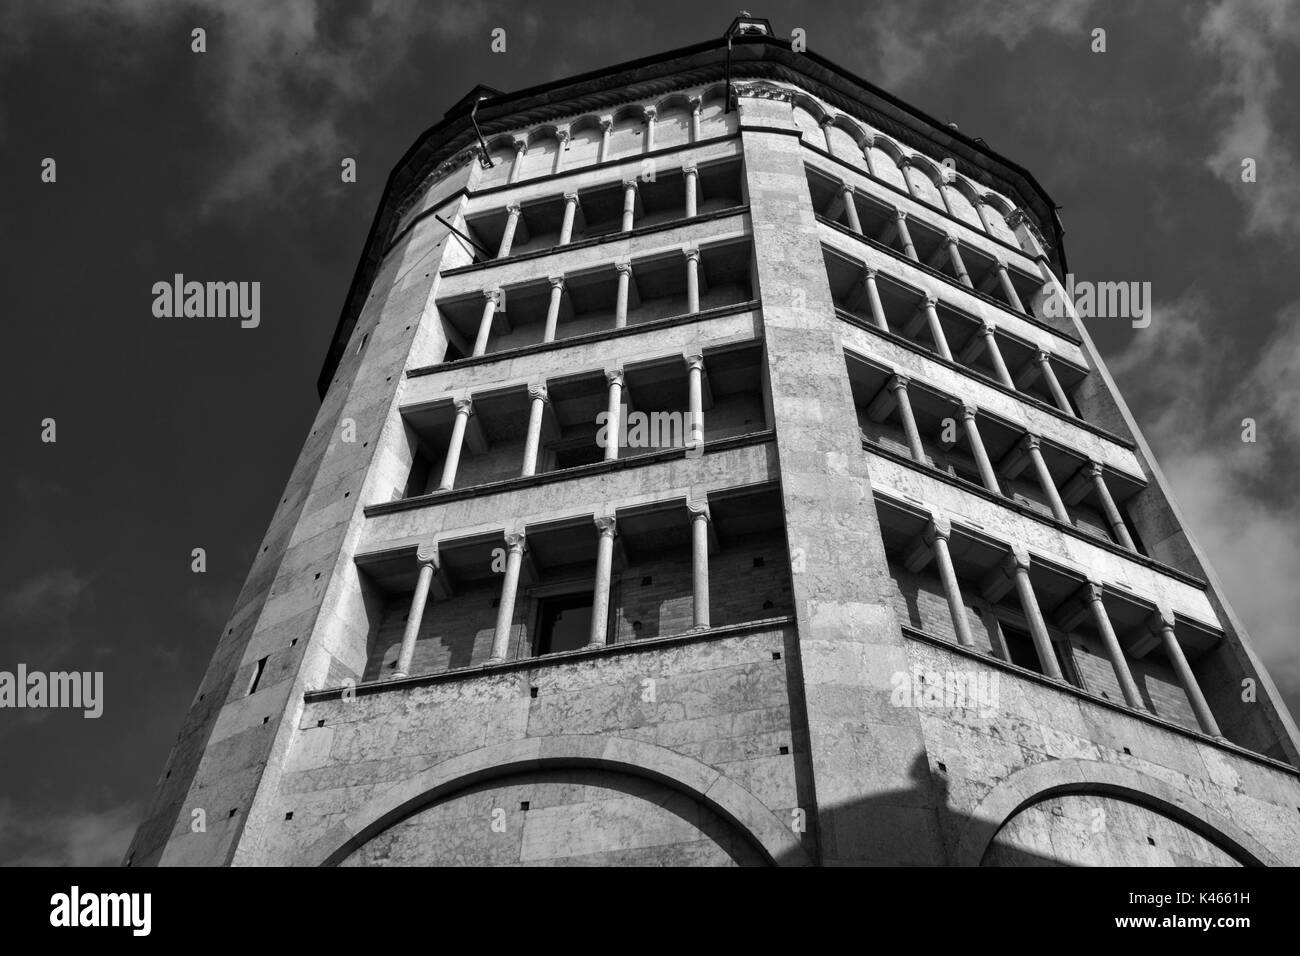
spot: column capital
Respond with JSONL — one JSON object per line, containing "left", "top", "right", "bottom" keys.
{"left": 893, "top": 209, "right": 909, "bottom": 222}
{"left": 547, "top": 274, "right": 565, "bottom": 290}
{"left": 981, "top": 321, "right": 999, "bottom": 337}
{"left": 622, "top": 177, "right": 639, "bottom": 192}
{"left": 1081, "top": 459, "right": 1105, "bottom": 480}
{"left": 858, "top": 132, "right": 876, "bottom": 149}
{"left": 946, "top": 234, "right": 962, "bottom": 247}
{"left": 1002, "top": 545, "right": 1032, "bottom": 573}
{"left": 682, "top": 161, "right": 698, "bottom": 176}
{"left": 453, "top": 397, "right": 475, "bottom": 416}
{"left": 527, "top": 383, "right": 549, "bottom": 403}
{"left": 562, "top": 190, "right": 580, "bottom": 204}
{"left": 819, "top": 115, "right": 836, "bottom": 129}
{"left": 994, "top": 258, "right": 1009, "bottom": 272}
{"left": 1084, "top": 579, "right": 1106, "bottom": 603}
{"left": 897, "top": 154, "right": 914, "bottom": 169}
{"left": 688, "top": 96, "right": 703, "bottom": 113}
{"left": 416, "top": 542, "right": 440, "bottom": 567}
{"left": 643, "top": 105, "right": 657, "bottom": 120}
{"left": 1019, "top": 432, "right": 1042, "bottom": 452}
{"left": 1148, "top": 607, "right": 1177, "bottom": 634}
{"left": 861, "top": 265, "right": 879, "bottom": 281}
{"left": 599, "top": 116, "right": 614, "bottom": 131}
{"left": 1035, "top": 347, "right": 1053, "bottom": 364}
{"left": 505, "top": 202, "right": 522, "bottom": 216}
{"left": 922, "top": 294, "right": 938, "bottom": 309}
{"left": 682, "top": 244, "right": 701, "bottom": 263}
{"left": 888, "top": 372, "right": 911, "bottom": 392}
{"left": 685, "top": 352, "right": 706, "bottom": 372}
{"left": 614, "top": 259, "right": 634, "bottom": 276}
{"left": 594, "top": 515, "right": 618, "bottom": 537}
{"left": 556, "top": 127, "right": 571, "bottom": 144}
{"left": 958, "top": 401, "right": 979, "bottom": 421}
{"left": 504, "top": 530, "right": 527, "bottom": 554}
{"left": 605, "top": 367, "right": 625, "bottom": 388}
{"left": 839, "top": 179, "right": 855, "bottom": 194}
{"left": 484, "top": 288, "right": 503, "bottom": 305}
{"left": 923, "top": 515, "right": 952, "bottom": 543}
{"left": 687, "top": 499, "right": 711, "bottom": 522}
{"left": 511, "top": 139, "right": 527, "bottom": 154}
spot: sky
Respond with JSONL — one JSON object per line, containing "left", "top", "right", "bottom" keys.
{"left": 2, "top": 0, "right": 1299, "bottom": 865}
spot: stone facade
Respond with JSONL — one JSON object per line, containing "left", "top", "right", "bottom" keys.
{"left": 126, "top": 26, "right": 1300, "bottom": 867}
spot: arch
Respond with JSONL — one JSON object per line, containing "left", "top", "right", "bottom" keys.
{"left": 979, "top": 193, "right": 1020, "bottom": 245}
{"left": 902, "top": 153, "right": 946, "bottom": 207}
{"left": 943, "top": 176, "right": 986, "bottom": 229}
{"left": 477, "top": 135, "right": 518, "bottom": 189}
{"left": 607, "top": 106, "right": 647, "bottom": 160}
{"left": 297, "top": 735, "right": 813, "bottom": 867}
{"left": 519, "top": 126, "right": 561, "bottom": 179}
{"left": 565, "top": 115, "right": 603, "bottom": 168}
{"left": 789, "top": 91, "right": 826, "bottom": 148}
{"left": 866, "top": 135, "right": 908, "bottom": 191}
{"left": 697, "top": 84, "right": 737, "bottom": 138}
{"left": 826, "top": 116, "right": 868, "bottom": 171}
{"left": 952, "top": 758, "right": 1281, "bottom": 867}
{"left": 654, "top": 94, "right": 693, "bottom": 150}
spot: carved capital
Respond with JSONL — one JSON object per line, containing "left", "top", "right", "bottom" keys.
{"left": 861, "top": 266, "right": 879, "bottom": 281}
{"left": 682, "top": 161, "right": 698, "bottom": 176}
{"left": 888, "top": 372, "right": 911, "bottom": 392}
{"left": 504, "top": 531, "right": 527, "bottom": 554}
{"left": 687, "top": 499, "right": 711, "bottom": 523}
{"left": 416, "top": 542, "right": 440, "bottom": 567}
{"left": 562, "top": 190, "right": 580, "bottom": 204}
{"left": 622, "top": 178, "right": 639, "bottom": 192}
{"left": 505, "top": 202, "right": 522, "bottom": 216}
{"left": 894, "top": 209, "right": 909, "bottom": 222}
{"left": 527, "top": 383, "right": 549, "bottom": 403}
{"left": 1002, "top": 545, "right": 1031, "bottom": 574}
{"left": 453, "top": 397, "right": 474, "bottom": 416}
{"left": 605, "top": 367, "right": 625, "bottom": 388}
{"left": 959, "top": 402, "right": 979, "bottom": 421}
{"left": 643, "top": 106, "right": 657, "bottom": 121}
{"left": 923, "top": 515, "right": 952, "bottom": 544}
{"left": 1019, "top": 433, "right": 1041, "bottom": 453}
{"left": 614, "top": 260, "right": 633, "bottom": 276}
{"left": 685, "top": 352, "right": 705, "bottom": 372}
{"left": 594, "top": 515, "right": 618, "bottom": 538}
{"left": 599, "top": 117, "right": 614, "bottom": 131}
{"left": 682, "top": 244, "right": 701, "bottom": 263}
{"left": 484, "top": 288, "right": 503, "bottom": 305}
{"left": 922, "top": 295, "right": 939, "bottom": 309}
{"left": 548, "top": 274, "right": 566, "bottom": 291}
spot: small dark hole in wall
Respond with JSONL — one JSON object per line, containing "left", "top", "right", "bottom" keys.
{"left": 763, "top": 600, "right": 774, "bottom": 609}
{"left": 1147, "top": 837, "right": 1155, "bottom": 846}
{"left": 779, "top": 746, "right": 790, "bottom": 755}
{"left": 772, "top": 652, "right": 782, "bottom": 660}
{"left": 314, "top": 573, "right": 321, "bottom": 580}
{"left": 317, "top": 719, "right": 326, "bottom": 728}
{"left": 753, "top": 557, "right": 764, "bottom": 568}
{"left": 344, "top": 492, "right": 350, "bottom": 498}
{"left": 1123, "top": 747, "right": 1132, "bottom": 755}
{"left": 291, "top": 638, "right": 298, "bottom": 646}
{"left": 520, "top": 801, "right": 530, "bottom": 811}
{"left": 285, "top": 812, "right": 294, "bottom": 820}
{"left": 263, "top": 716, "right": 269, "bottom": 724}
{"left": 228, "top": 809, "right": 238, "bottom": 818}
{"left": 164, "top": 770, "right": 170, "bottom": 779}
{"left": 491, "top": 598, "right": 500, "bottom": 608}
{"left": 641, "top": 576, "right": 652, "bottom": 586}
{"left": 937, "top": 762, "right": 947, "bottom": 773}
{"left": 529, "top": 687, "right": 538, "bottom": 699}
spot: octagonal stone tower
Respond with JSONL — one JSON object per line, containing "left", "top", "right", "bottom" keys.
{"left": 127, "top": 17, "right": 1300, "bottom": 867}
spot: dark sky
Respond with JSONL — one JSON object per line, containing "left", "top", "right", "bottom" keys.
{"left": 3, "top": 0, "right": 1299, "bottom": 865}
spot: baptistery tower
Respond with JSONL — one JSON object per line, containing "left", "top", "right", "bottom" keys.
{"left": 127, "top": 17, "right": 1300, "bottom": 866}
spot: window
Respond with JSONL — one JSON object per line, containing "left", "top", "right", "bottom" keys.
{"left": 999, "top": 623, "right": 1042, "bottom": 673}
{"left": 550, "top": 439, "right": 604, "bottom": 470}
{"left": 534, "top": 592, "right": 594, "bottom": 655}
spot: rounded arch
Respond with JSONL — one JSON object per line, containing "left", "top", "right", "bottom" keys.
{"left": 826, "top": 115, "right": 868, "bottom": 171}
{"left": 697, "top": 84, "right": 737, "bottom": 138}
{"left": 564, "top": 114, "right": 604, "bottom": 168}
{"left": 477, "top": 135, "right": 519, "bottom": 188}
{"left": 866, "top": 134, "right": 908, "bottom": 191}
{"left": 520, "top": 126, "right": 562, "bottom": 178}
{"left": 943, "top": 174, "right": 986, "bottom": 228}
{"left": 901, "top": 152, "right": 946, "bottom": 207}
{"left": 952, "top": 758, "right": 1280, "bottom": 867}
{"left": 653, "top": 93, "right": 693, "bottom": 149}
{"left": 298, "top": 735, "right": 812, "bottom": 867}
{"left": 979, "top": 192, "right": 1019, "bottom": 244}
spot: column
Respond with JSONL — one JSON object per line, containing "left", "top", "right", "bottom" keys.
{"left": 960, "top": 403, "right": 1000, "bottom": 493}
{"left": 684, "top": 245, "right": 700, "bottom": 313}
{"left": 621, "top": 178, "right": 638, "bottom": 232}
{"left": 543, "top": 276, "right": 564, "bottom": 342}
{"left": 945, "top": 235, "right": 973, "bottom": 288}
{"left": 1151, "top": 610, "right": 1222, "bottom": 738}
{"left": 981, "top": 323, "right": 1015, "bottom": 388}
{"left": 488, "top": 532, "right": 526, "bottom": 662}
{"left": 472, "top": 289, "right": 501, "bottom": 357}
{"left": 603, "top": 369, "right": 624, "bottom": 461}
{"left": 689, "top": 97, "right": 702, "bottom": 142}
{"left": 521, "top": 384, "right": 549, "bottom": 477}
{"left": 1035, "top": 349, "right": 1073, "bottom": 414}
{"left": 859, "top": 137, "right": 876, "bottom": 178}
{"left": 890, "top": 374, "right": 927, "bottom": 464}
{"left": 587, "top": 516, "right": 617, "bottom": 648}
{"left": 861, "top": 267, "right": 888, "bottom": 331}
{"left": 683, "top": 163, "right": 699, "bottom": 218}
{"left": 437, "top": 398, "right": 474, "bottom": 491}
{"left": 840, "top": 182, "right": 863, "bottom": 234}
{"left": 686, "top": 352, "right": 706, "bottom": 451}
{"left": 1006, "top": 549, "right": 1063, "bottom": 680}
{"left": 819, "top": 117, "right": 836, "bottom": 154}
{"left": 558, "top": 192, "right": 579, "bottom": 245}
{"left": 995, "top": 260, "right": 1026, "bottom": 312}
{"left": 614, "top": 261, "right": 632, "bottom": 328}
{"left": 598, "top": 117, "right": 613, "bottom": 162}
{"left": 643, "top": 106, "right": 657, "bottom": 151}
{"left": 1087, "top": 463, "right": 1137, "bottom": 550}
{"left": 897, "top": 157, "right": 919, "bottom": 199}
{"left": 894, "top": 210, "right": 918, "bottom": 260}
{"left": 1085, "top": 582, "right": 1144, "bottom": 709}
{"left": 1022, "top": 434, "right": 1070, "bottom": 523}
{"left": 975, "top": 201, "right": 998, "bottom": 236}
{"left": 553, "top": 129, "right": 569, "bottom": 174}
{"left": 507, "top": 140, "right": 527, "bottom": 184}
{"left": 497, "top": 203, "right": 522, "bottom": 258}
{"left": 393, "top": 545, "right": 438, "bottom": 679}
{"left": 926, "top": 518, "right": 974, "bottom": 647}
{"left": 920, "top": 295, "right": 953, "bottom": 361}
{"left": 689, "top": 501, "right": 711, "bottom": 629}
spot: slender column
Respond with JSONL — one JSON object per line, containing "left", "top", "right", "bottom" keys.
{"left": 889, "top": 374, "right": 926, "bottom": 464}
{"left": 558, "top": 192, "right": 579, "bottom": 245}
{"left": 587, "top": 517, "right": 617, "bottom": 648}
{"left": 393, "top": 545, "right": 438, "bottom": 678}
{"left": 683, "top": 163, "right": 699, "bottom": 218}
{"left": 603, "top": 369, "right": 624, "bottom": 461}
{"left": 684, "top": 246, "right": 700, "bottom": 313}
{"left": 1151, "top": 610, "right": 1222, "bottom": 737}
{"left": 543, "top": 276, "right": 564, "bottom": 343}
{"left": 819, "top": 117, "right": 836, "bottom": 154}
{"left": 926, "top": 518, "right": 973, "bottom": 647}
{"left": 553, "top": 129, "right": 569, "bottom": 174}
{"left": 1036, "top": 349, "right": 1073, "bottom": 414}
{"left": 1084, "top": 582, "right": 1144, "bottom": 709}
{"left": 859, "top": 136, "right": 876, "bottom": 177}
{"left": 488, "top": 532, "right": 527, "bottom": 662}
{"left": 1022, "top": 434, "right": 1070, "bottom": 523}
{"left": 840, "top": 182, "right": 863, "bottom": 234}
{"left": 497, "top": 203, "right": 522, "bottom": 258}
{"left": 686, "top": 352, "right": 705, "bottom": 451}
{"left": 981, "top": 323, "right": 1015, "bottom": 388}
{"left": 521, "top": 384, "right": 549, "bottom": 477}
{"left": 643, "top": 106, "right": 657, "bottom": 152}
{"left": 995, "top": 260, "right": 1026, "bottom": 312}
{"left": 897, "top": 157, "right": 919, "bottom": 199}
{"left": 620, "top": 178, "right": 638, "bottom": 232}
{"left": 960, "top": 403, "right": 1000, "bottom": 493}
{"left": 507, "top": 140, "right": 527, "bottom": 184}
{"left": 975, "top": 201, "right": 998, "bottom": 236}
{"left": 598, "top": 117, "right": 613, "bottom": 162}
{"left": 861, "top": 267, "right": 888, "bottom": 331}
{"left": 437, "top": 398, "right": 474, "bottom": 491}
{"left": 472, "top": 289, "right": 501, "bottom": 357}
{"left": 1087, "top": 462, "right": 1137, "bottom": 550}
{"left": 688, "top": 97, "right": 702, "bottom": 142}
{"left": 945, "top": 235, "right": 973, "bottom": 288}
{"left": 1006, "top": 549, "right": 1063, "bottom": 680}
{"left": 894, "top": 210, "right": 918, "bottom": 260}
{"left": 920, "top": 295, "right": 953, "bottom": 361}
{"left": 614, "top": 261, "right": 632, "bottom": 328}
{"left": 688, "top": 501, "right": 711, "bottom": 629}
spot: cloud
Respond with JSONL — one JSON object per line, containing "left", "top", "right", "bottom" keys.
{"left": 852, "top": 0, "right": 1098, "bottom": 89}
{"left": 1196, "top": 0, "right": 1300, "bottom": 240}
{"left": 0, "top": 797, "right": 139, "bottom": 866}
{"left": 1107, "top": 292, "right": 1300, "bottom": 698}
